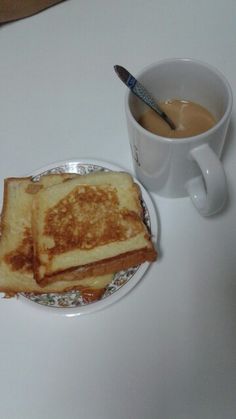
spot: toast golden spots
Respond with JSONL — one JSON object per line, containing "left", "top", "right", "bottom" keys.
{"left": 44, "top": 185, "right": 143, "bottom": 255}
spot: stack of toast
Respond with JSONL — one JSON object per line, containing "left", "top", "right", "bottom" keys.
{"left": 0, "top": 170, "right": 157, "bottom": 302}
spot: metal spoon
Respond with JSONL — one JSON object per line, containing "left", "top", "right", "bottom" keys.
{"left": 114, "top": 65, "right": 176, "bottom": 130}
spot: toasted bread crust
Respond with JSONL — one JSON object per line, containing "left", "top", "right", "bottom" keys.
{"left": 39, "top": 246, "right": 157, "bottom": 286}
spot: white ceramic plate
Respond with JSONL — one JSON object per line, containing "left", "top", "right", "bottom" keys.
{"left": 19, "top": 159, "right": 158, "bottom": 316}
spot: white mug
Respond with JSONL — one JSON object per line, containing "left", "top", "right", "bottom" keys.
{"left": 125, "top": 58, "right": 233, "bottom": 216}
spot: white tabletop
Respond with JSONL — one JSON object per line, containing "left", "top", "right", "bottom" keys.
{"left": 0, "top": 1, "right": 236, "bottom": 418}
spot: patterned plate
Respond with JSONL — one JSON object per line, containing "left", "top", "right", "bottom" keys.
{"left": 20, "top": 160, "right": 158, "bottom": 315}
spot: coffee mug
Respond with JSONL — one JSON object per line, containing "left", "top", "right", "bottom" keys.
{"left": 125, "top": 58, "right": 233, "bottom": 216}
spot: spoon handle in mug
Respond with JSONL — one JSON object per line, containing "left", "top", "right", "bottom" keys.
{"left": 131, "top": 79, "right": 176, "bottom": 130}
{"left": 114, "top": 65, "right": 176, "bottom": 130}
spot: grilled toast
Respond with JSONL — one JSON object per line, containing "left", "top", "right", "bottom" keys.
{"left": 32, "top": 171, "right": 157, "bottom": 285}
{"left": 0, "top": 175, "right": 113, "bottom": 300}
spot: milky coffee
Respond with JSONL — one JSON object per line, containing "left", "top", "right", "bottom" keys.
{"left": 138, "top": 99, "right": 216, "bottom": 139}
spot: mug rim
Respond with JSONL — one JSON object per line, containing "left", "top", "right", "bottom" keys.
{"left": 125, "top": 57, "right": 233, "bottom": 144}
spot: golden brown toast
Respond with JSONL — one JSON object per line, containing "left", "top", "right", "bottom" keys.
{"left": 0, "top": 175, "right": 113, "bottom": 300}
{"left": 32, "top": 171, "right": 157, "bottom": 285}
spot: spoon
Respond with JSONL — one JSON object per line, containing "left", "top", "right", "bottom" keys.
{"left": 114, "top": 65, "right": 176, "bottom": 130}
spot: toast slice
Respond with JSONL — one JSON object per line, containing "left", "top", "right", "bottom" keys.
{"left": 0, "top": 175, "right": 113, "bottom": 301}
{"left": 32, "top": 171, "right": 157, "bottom": 285}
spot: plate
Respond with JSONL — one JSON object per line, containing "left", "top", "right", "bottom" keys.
{"left": 19, "top": 159, "right": 158, "bottom": 316}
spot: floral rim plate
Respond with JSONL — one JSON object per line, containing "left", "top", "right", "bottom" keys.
{"left": 19, "top": 159, "right": 158, "bottom": 316}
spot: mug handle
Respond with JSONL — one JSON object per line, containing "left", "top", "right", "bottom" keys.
{"left": 186, "top": 144, "right": 227, "bottom": 216}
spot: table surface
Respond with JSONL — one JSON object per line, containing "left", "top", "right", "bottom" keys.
{"left": 0, "top": 1, "right": 236, "bottom": 418}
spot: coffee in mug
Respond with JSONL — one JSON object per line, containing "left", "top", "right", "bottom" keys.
{"left": 138, "top": 99, "right": 216, "bottom": 138}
